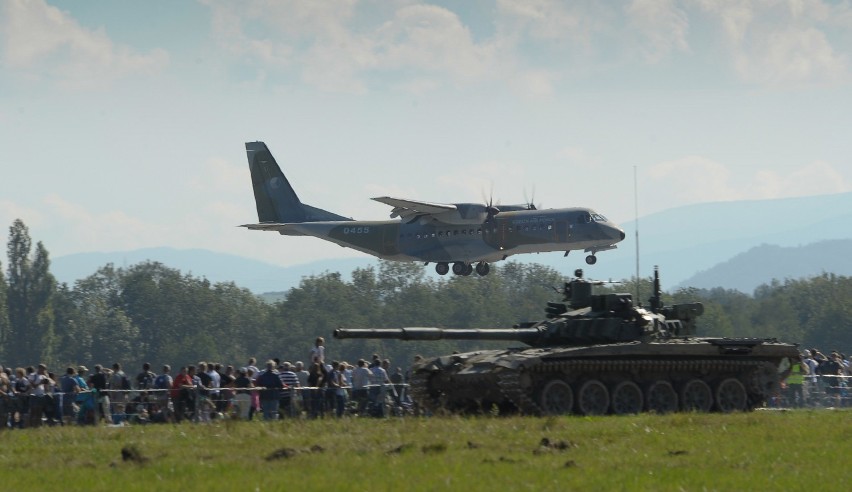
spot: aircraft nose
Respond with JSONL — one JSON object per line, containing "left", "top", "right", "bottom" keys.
{"left": 607, "top": 224, "right": 625, "bottom": 242}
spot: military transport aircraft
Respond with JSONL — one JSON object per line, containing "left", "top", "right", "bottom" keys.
{"left": 242, "top": 141, "right": 625, "bottom": 276}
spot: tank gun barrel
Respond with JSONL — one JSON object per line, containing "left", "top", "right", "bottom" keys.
{"left": 333, "top": 327, "right": 544, "bottom": 343}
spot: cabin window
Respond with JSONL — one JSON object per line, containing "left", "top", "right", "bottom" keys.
{"left": 477, "top": 229, "right": 482, "bottom": 235}
{"left": 453, "top": 230, "right": 459, "bottom": 236}
{"left": 547, "top": 224, "right": 553, "bottom": 230}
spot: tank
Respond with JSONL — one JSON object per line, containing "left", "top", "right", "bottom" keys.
{"left": 334, "top": 268, "right": 800, "bottom": 415}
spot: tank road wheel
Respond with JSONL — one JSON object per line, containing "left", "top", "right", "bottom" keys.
{"left": 435, "top": 263, "right": 449, "bottom": 275}
{"left": 463, "top": 263, "right": 473, "bottom": 276}
{"left": 539, "top": 380, "right": 574, "bottom": 415}
{"left": 645, "top": 381, "right": 678, "bottom": 414}
{"left": 452, "top": 262, "right": 467, "bottom": 275}
{"left": 585, "top": 255, "right": 597, "bottom": 265}
{"left": 610, "top": 381, "right": 643, "bottom": 415}
{"left": 475, "top": 262, "right": 490, "bottom": 276}
{"left": 680, "top": 379, "right": 713, "bottom": 412}
{"left": 577, "top": 380, "right": 610, "bottom": 415}
{"left": 715, "top": 378, "right": 748, "bottom": 413}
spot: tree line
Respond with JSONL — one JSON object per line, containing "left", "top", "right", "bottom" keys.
{"left": 1, "top": 219, "right": 849, "bottom": 372}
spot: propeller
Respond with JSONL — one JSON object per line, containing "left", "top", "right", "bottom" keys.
{"left": 482, "top": 184, "right": 500, "bottom": 222}
{"left": 524, "top": 185, "right": 539, "bottom": 210}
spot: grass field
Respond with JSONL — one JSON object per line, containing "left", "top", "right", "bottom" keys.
{"left": 1, "top": 409, "right": 849, "bottom": 491}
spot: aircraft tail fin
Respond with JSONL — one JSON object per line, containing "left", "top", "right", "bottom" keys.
{"left": 245, "top": 141, "right": 351, "bottom": 223}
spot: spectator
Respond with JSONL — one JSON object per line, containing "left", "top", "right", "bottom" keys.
{"left": 784, "top": 356, "right": 807, "bottom": 407}
{"left": 277, "top": 362, "right": 299, "bottom": 418}
{"left": 369, "top": 359, "right": 390, "bottom": 417}
{"left": 171, "top": 366, "right": 195, "bottom": 423}
{"left": 310, "top": 337, "right": 325, "bottom": 364}
{"left": 255, "top": 360, "right": 283, "bottom": 420}
{"left": 306, "top": 362, "right": 325, "bottom": 419}
{"left": 206, "top": 362, "right": 222, "bottom": 411}
{"left": 109, "top": 363, "right": 130, "bottom": 424}
{"left": 246, "top": 358, "right": 260, "bottom": 379}
{"left": 152, "top": 365, "right": 173, "bottom": 418}
{"left": 27, "top": 364, "right": 54, "bottom": 428}
{"left": 0, "top": 370, "right": 11, "bottom": 430}
{"left": 73, "top": 366, "right": 94, "bottom": 425}
{"left": 136, "top": 363, "right": 156, "bottom": 391}
{"left": 232, "top": 367, "right": 254, "bottom": 420}
{"left": 294, "top": 361, "right": 309, "bottom": 413}
{"left": 59, "top": 367, "right": 79, "bottom": 425}
{"left": 327, "top": 361, "right": 346, "bottom": 418}
{"left": 351, "top": 359, "right": 371, "bottom": 415}
{"left": 89, "top": 364, "right": 111, "bottom": 424}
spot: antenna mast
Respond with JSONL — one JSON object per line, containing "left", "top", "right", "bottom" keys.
{"left": 634, "top": 166, "right": 640, "bottom": 303}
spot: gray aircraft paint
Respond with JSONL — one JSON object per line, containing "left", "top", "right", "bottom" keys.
{"left": 242, "top": 141, "right": 625, "bottom": 274}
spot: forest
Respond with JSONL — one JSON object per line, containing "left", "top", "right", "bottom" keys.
{"left": 1, "top": 219, "right": 850, "bottom": 372}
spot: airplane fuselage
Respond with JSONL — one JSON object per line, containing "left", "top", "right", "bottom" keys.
{"left": 279, "top": 207, "right": 624, "bottom": 264}
{"left": 243, "top": 141, "right": 625, "bottom": 276}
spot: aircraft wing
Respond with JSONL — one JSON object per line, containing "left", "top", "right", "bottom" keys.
{"left": 371, "top": 196, "right": 457, "bottom": 220}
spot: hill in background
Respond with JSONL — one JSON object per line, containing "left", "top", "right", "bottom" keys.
{"left": 50, "top": 192, "right": 852, "bottom": 295}
{"left": 677, "top": 239, "right": 852, "bottom": 293}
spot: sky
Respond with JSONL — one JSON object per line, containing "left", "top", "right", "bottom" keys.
{"left": 1, "top": 0, "right": 851, "bottom": 270}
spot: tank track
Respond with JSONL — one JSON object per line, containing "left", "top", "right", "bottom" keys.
{"left": 496, "top": 369, "right": 542, "bottom": 416}
{"left": 505, "top": 359, "right": 775, "bottom": 415}
{"left": 414, "top": 359, "right": 778, "bottom": 415}
{"left": 408, "top": 370, "right": 435, "bottom": 414}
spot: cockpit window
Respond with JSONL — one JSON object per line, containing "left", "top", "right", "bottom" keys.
{"left": 592, "top": 214, "right": 607, "bottom": 222}
{"left": 578, "top": 212, "right": 592, "bottom": 224}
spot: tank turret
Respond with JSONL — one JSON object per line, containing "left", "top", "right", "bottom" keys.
{"left": 334, "top": 267, "right": 799, "bottom": 416}
{"left": 334, "top": 267, "right": 704, "bottom": 346}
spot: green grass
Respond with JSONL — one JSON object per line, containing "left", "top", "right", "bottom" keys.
{"left": 1, "top": 410, "right": 849, "bottom": 491}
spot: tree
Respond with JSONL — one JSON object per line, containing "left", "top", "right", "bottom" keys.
{"left": 0, "top": 257, "right": 9, "bottom": 361}
{"left": 6, "top": 220, "right": 58, "bottom": 366}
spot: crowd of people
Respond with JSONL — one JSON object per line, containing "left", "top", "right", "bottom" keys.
{"left": 779, "top": 348, "right": 851, "bottom": 408}
{"left": 0, "top": 337, "right": 414, "bottom": 428}
{"left": 3, "top": 339, "right": 849, "bottom": 428}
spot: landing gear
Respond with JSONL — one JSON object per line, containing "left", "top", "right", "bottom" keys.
{"left": 438, "top": 261, "right": 490, "bottom": 276}
{"left": 451, "top": 262, "right": 474, "bottom": 276}
{"left": 585, "top": 255, "right": 597, "bottom": 265}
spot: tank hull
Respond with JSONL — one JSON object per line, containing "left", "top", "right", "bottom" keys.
{"left": 411, "top": 338, "right": 799, "bottom": 415}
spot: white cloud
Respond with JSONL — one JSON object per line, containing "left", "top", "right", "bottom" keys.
{"left": 648, "top": 155, "right": 852, "bottom": 208}
{"left": 0, "top": 200, "right": 46, "bottom": 232}
{"left": 626, "top": 0, "right": 690, "bottom": 62}
{"left": 42, "top": 195, "right": 168, "bottom": 252}
{"left": 0, "top": 0, "right": 168, "bottom": 90}
{"left": 190, "top": 157, "right": 247, "bottom": 196}
{"left": 699, "top": 0, "right": 850, "bottom": 86}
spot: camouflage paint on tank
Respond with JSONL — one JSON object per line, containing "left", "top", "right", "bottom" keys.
{"left": 334, "top": 269, "right": 800, "bottom": 415}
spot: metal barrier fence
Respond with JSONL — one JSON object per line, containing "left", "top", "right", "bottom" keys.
{"left": 3, "top": 375, "right": 848, "bottom": 427}
{"left": 771, "top": 374, "right": 851, "bottom": 409}
{"left": 1, "top": 383, "right": 413, "bottom": 427}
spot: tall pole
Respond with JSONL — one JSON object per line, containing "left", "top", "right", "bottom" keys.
{"left": 634, "top": 166, "right": 640, "bottom": 303}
